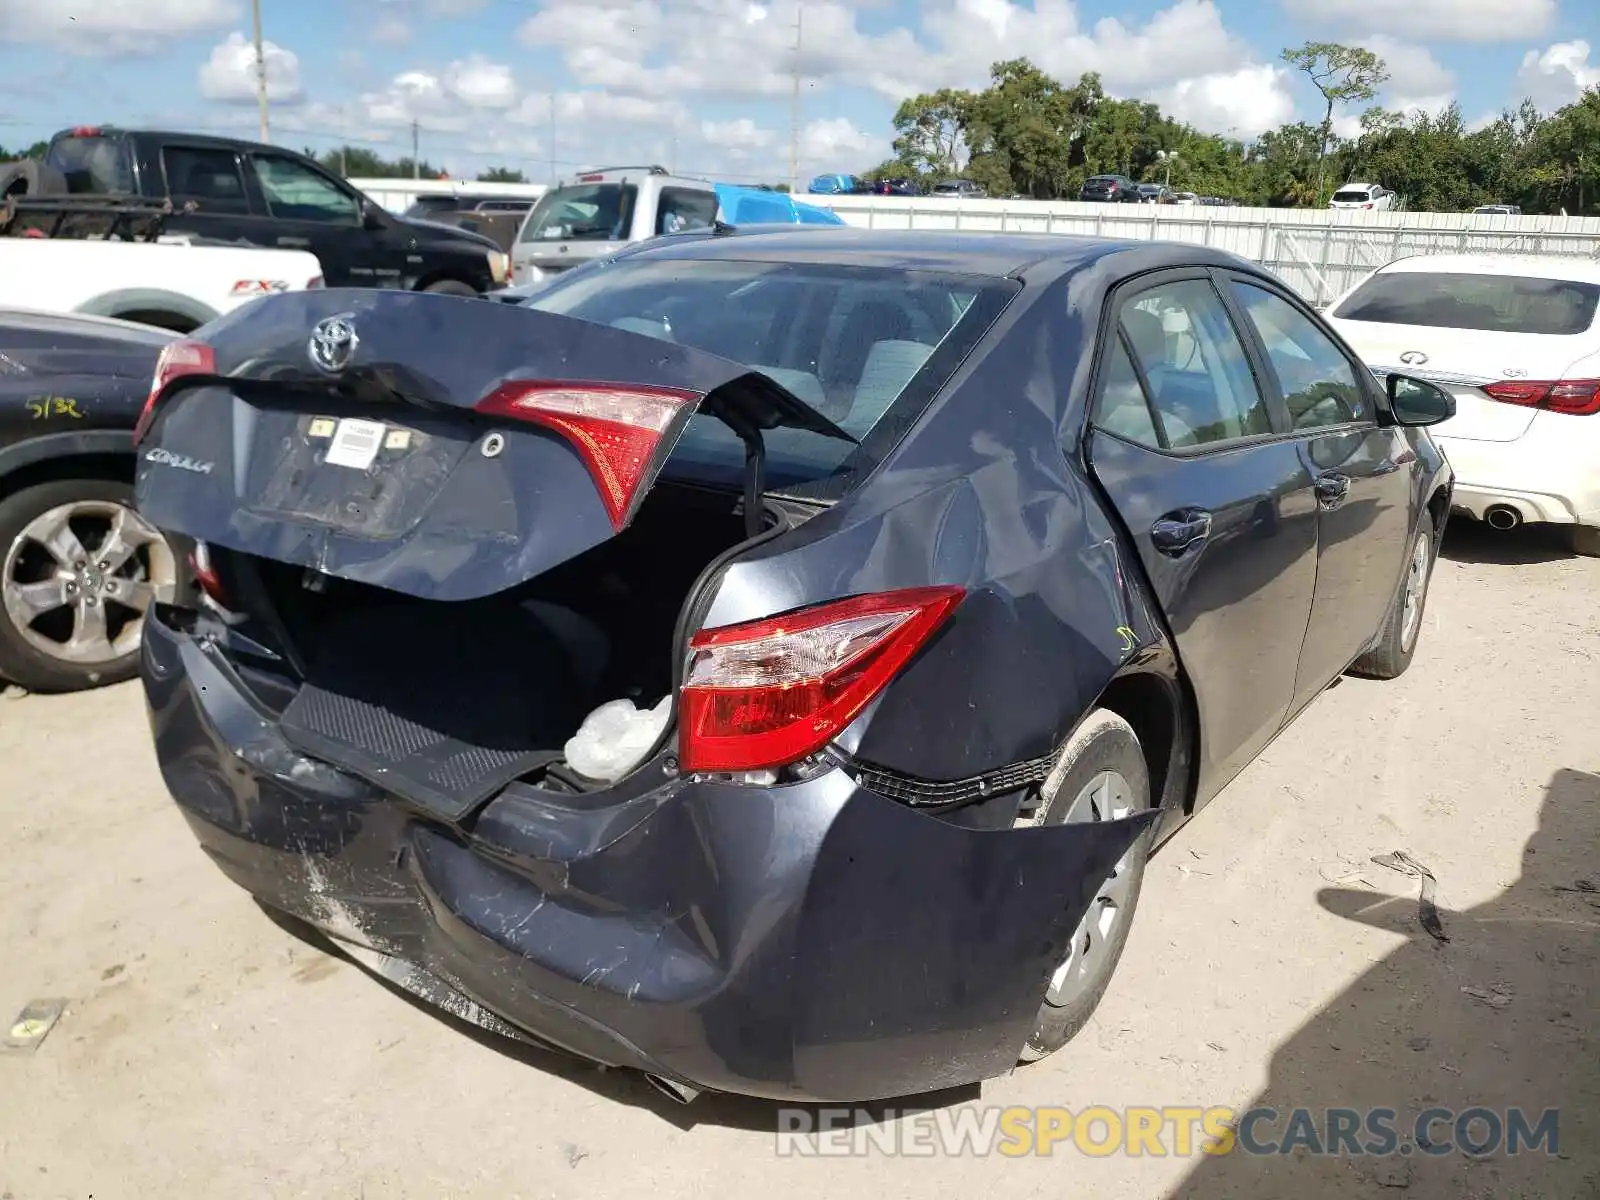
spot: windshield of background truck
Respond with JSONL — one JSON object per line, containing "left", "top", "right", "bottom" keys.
{"left": 45, "top": 135, "right": 134, "bottom": 194}
{"left": 521, "top": 258, "right": 1016, "bottom": 496}
{"left": 520, "top": 183, "right": 637, "bottom": 242}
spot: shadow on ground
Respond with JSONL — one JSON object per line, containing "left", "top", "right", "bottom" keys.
{"left": 1440, "top": 518, "right": 1582, "bottom": 566}
{"left": 1171, "top": 768, "right": 1600, "bottom": 1198}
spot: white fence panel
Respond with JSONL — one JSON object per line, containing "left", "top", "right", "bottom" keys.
{"left": 810, "top": 197, "right": 1600, "bottom": 304}
{"left": 349, "top": 178, "right": 548, "bottom": 213}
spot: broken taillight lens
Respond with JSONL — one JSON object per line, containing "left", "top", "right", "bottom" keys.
{"left": 1481, "top": 378, "right": 1600, "bottom": 417}
{"left": 678, "top": 586, "right": 966, "bottom": 774}
{"left": 475, "top": 381, "right": 698, "bottom": 528}
{"left": 135, "top": 339, "right": 215, "bottom": 445}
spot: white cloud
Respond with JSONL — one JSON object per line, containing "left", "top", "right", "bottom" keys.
{"left": 0, "top": 0, "right": 239, "bottom": 54}
{"left": 1155, "top": 65, "right": 1297, "bottom": 137}
{"left": 799, "top": 116, "right": 885, "bottom": 165}
{"left": 372, "top": 16, "right": 413, "bottom": 45}
{"left": 444, "top": 55, "right": 517, "bottom": 109}
{"left": 198, "top": 32, "right": 305, "bottom": 106}
{"left": 702, "top": 118, "right": 776, "bottom": 158}
{"left": 1514, "top": 41, "right": 1600, "bottom": 114}
{"left": 1280, "top": 0, "right": 1554, "bottom": 43}
{"left": 361, "top": 56, "right": 522, "bottom": 130}
{"left": 1360, "top": 35, "right": 1455, "bottom": 104}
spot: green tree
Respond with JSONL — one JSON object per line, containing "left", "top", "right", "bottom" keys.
{"left": 477, "top": 166, "right": 527, "bottom": 183}
{"left": 317, "top": 146, "right": 443, "bottom": 179}
{"left": 889, "top": 88, "right": 970, "bottom": 180}
{"left": 1282, "top": 41, "right": 1389, "bottom": 200}
{"left": 0, "top": 140, "right": 49, "bottom": 161}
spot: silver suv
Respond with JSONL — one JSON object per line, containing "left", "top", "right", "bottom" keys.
{"left": 510, "top": 166, "right": 719, "bottom": 287}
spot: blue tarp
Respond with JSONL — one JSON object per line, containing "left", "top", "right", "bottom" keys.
{"left": 713, "top": 183, "right": 846, "bottom": 227}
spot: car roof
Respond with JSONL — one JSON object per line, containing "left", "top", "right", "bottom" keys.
{"left": 614, "top": 226, "right": 1256, "bottom": 280}
{"left": 1378, "top": 254, "right": 1600, "bottom": 284}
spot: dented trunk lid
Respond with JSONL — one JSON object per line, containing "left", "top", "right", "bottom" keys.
{"left": 133, "top": 288, "right": 849, "bottom": 603}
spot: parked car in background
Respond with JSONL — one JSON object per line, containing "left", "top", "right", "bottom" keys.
{"left": 807, "top": 173, "right": 864, "bottom": 195}
{"left": 1329, "top": 183, "right": 1395, "bottom": 211}
{"left": 0, "top": 200, "right": 323, "bottom": 332}
{"left": 870, "top": 178, "right": 919, "bottom": 197}
{"left": 1170, "top": 192, "right": 1199, "bottom": 206}
{"left": 929, "top": 178, "right": 985, "bottom": 199}
{"left": 510, "top": 165, "right": 720, "bottom": 288}
{"left": 1326, "top": 254, "right": 1600, "bottom": 555}
{"left": 9, "top": 125, "right": 511, "bottom": 295}
{"left": 0, "top": 309, "right": 187, "bottom": 692}
{"left": 401, "top": 193, "right": 536, "bottom": 253}
{"left": 1079, "top": 175, "right": 1141, "bottom": 203}
{"left": 1472, "top": 204, "right": 1523, "bottom": 216}
{"left": 1135, "top": 183, "right": 1171, "bottom": 204}
{"left": 133, "top": 227, "right": 1453, "bottom": 1104}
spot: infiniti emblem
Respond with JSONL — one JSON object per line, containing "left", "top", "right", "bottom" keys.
{"left": 308, "top": 313, "right": 358, "bottom": 373}
{"left": 1399, "top": 350, "right": 1429, "bottom": 366}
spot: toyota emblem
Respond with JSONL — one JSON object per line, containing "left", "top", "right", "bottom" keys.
{"left": 308, "top": 313, "right": 359, "bottom": 373}
{"left": 1398, "top": 350, "right": 1429, "bottom": 366}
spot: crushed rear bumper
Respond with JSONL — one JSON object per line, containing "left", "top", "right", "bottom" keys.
{"left": 141, "top": 611, "right": 1156, "bottom": 1102}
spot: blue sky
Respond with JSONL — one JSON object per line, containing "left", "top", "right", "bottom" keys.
{"left": 1, "top": 0, "right": 1596, "bottom": 183}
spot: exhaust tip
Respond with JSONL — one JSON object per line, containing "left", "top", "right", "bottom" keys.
{"left": 644, "top": 1073, "right": 701, "bottom": 1105}
{"left": 1484, "top": 505, "right": 1522, "bottom": 531}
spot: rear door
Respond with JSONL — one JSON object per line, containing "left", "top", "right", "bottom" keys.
{"left": 1084, "top": 270, "right": 1319, "bottom": 800}
{"left": 1223, "top": 273, "right": 1413, "bottom": 705}
{"left": 155, "top": 143, "right": 258, "bottom": 243}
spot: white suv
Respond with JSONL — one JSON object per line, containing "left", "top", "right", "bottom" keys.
{"left": 1325, "top": 254, "right": 1600, "bottom": 555}
{"left": 1329, "top": 183, "right": 1395, "bottom": 211}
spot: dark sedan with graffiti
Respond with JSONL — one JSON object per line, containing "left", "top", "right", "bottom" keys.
{"left": 0, "top": 310, "right": 180, "bottom": 692}
{"left": 130, "top": 228, "right": 1454, "bottom": 1103}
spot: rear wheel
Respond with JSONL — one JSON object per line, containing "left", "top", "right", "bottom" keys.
{"left": 0, "top": 480, "right": 177, "bottom": 692}
{"left": 1017, "top": 709, "right": 1156, "bottom": 1062}
{"left": 1350, "top": 513, "right": 1435, "bottom": 680}
{"left": 422, "top": 279, "right": 478, "bottom": 297}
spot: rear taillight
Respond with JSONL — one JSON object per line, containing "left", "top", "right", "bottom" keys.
{"left": 1481, "top": 378, "right": 1600, "bottom": 417}
{"left": 189, "top": 541, "right": 230, "bottom": 607}
{"left": 678, "top": 586, "right": 966, "bottom": 774}
{"left": 1362, "top": 202, "right": 1373, "bottom": 209}
{"left": 135, "top": 339, "right": 215, "bottom": 445}
{"left": 307, "top": 275, "right": 325, "bottom": 289}
{"left": 475, "top": 381, "right": 697, "bottom": 528}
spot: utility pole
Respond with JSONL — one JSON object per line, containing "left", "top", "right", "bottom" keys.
{"left": 411, "top": 120, "right": 420, "bottom": 180}
{"left": 787, "top": 3, "right": 803, "bottom": 193}
{"left": 548, "top": 94, "right": 556, "bottom": 184}
{"left": 251, "top": 0, "right": 270, "bottom": 143}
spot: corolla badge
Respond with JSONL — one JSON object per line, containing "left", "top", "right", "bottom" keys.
{"left": 308, "top": 313, "right": 359, "bottom": 373}
{"left": 1399, "top": 350, "right": 1429, "bottom": 366}
{"left": 143, "top": 447, "right": 214, "bottom": 475}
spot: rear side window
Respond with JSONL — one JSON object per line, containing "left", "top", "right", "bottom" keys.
{"left": 1231, "top": 283, "right": 1367, "bottom": 429}
{"left": 1332, "top": 271, "right": 1600, "bottom": 336}
{"left": 522, "top": 258, "right": 1018, "bottom": 496}
{"left": 45, "top": 136, "right": 133, "bottom": 194}
{"left": 1118, "top": 279, "right": 1272, "bottom": 448}
{"left": 521, "top": 183, "right": 637, "bottom": 242}
{"left": 163, "top": 146, "right": 251, "bottom": 214}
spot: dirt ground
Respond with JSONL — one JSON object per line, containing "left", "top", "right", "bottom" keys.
{"left": 1, "top": 521, "right": 1596, "bottom": 1200}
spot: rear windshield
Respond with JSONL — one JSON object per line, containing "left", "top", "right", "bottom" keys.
{"left": 1331, "top": 189, "right": 1373, "bottom": 202}
{"left": 519, "top": 183, "right": 637, "bottom": 242}
{"left": 520, "top": 258, "right": 1019, "bottom": 497}
{"left": 404, "top": 197, "right": 457, "bottom": 217}
{"left": 44, "top": 135, "right": 134, "bottom": 194}
{"left": 1332, "top": 271, "right": 1600, "bottom": 336}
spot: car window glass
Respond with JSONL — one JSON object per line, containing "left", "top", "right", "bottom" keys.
{"left": 1120, "top": 279, "right": 1271, "bottom": 448}
{"left": 163, "top": 146, "right": 250, "bottom": 214}
{"left": 252, "top": 155, "right": 358, "bottom": 223}
{"left": 1092, "top": 338, "right": 1162, "bottom": 447}
{"left": 656, "top": 188, "right": 718, "bottom": 235}
{"left": 1231, "top": 283, "right": 1368, "bottom": 429}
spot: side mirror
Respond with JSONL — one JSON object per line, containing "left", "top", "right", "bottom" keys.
{"left": 360, "top": 199, "right": 386, "bottom": 230}
{"left": 1386, "top": 373, "right": 1456, "bottom": 426}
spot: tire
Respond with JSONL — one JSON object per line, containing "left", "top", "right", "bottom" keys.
{"left": 1569, "top": 525, "right": 1600, "bottom": 558}
{"left": 1017, "top": 708, "right": 1157, "bottom": 1062}
{"left": 0, "top": 479, "right": 177, "bottom": 693}
{"left": 1350, "top": 512, "right": 1435, "bottom": 680}
{"left": 0, "top": 158, "right": 68, "bottom": 198}
{"left": 422, "top": 279, "right": 478, "bottom": 297}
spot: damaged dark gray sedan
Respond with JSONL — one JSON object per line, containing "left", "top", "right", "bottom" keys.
{"left": 132, "top": 228, "right": 1456, "bottom": 1103}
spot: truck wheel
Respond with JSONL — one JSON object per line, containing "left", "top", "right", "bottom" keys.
{"left": 0, "top": 479, "right": 177, "bottom": 693}
{"left": 0, "top": 159, "right": 68, "bottom": 198}
{"left": 1016, "top": 709, "right": 1157, "bottom": 1062}
{"left": 422, "top": 279, "right": 478, "bottom": 297}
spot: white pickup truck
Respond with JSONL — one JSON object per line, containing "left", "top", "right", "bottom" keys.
{"left": 0, "top": 196, "right": 324, "bottom": 332}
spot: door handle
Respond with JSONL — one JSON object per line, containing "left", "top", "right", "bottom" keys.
{"left": 1315, "top": 473, "right": 1352, "bottom": 509}
{"left": 1150, "top": 508, "right": 1213, "bottom": 556}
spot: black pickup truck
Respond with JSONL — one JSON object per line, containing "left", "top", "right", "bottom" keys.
{"left": 9, "top": 126, "right": 510, "bottom": 295}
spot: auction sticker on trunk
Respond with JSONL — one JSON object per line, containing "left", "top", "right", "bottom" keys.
{"left": 324, "top": 418, "right": 387, "bottom": 470}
